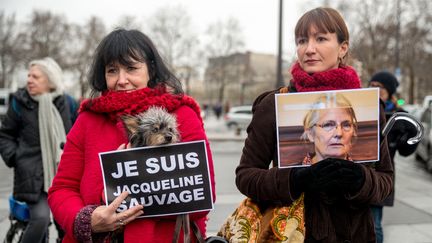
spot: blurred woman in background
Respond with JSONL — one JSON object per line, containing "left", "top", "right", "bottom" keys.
{"left": 0, "top": 57, "right": 77, "bottom": 243}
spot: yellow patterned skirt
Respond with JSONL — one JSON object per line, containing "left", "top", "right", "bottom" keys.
{"left": 218, "top": 194, "right": 305, "bottom": 243}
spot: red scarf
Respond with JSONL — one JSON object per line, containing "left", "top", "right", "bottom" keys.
{"left": 79, "top": 86, "right": 202, "bottom": 123}
{"left": 290, "top": 62, "right": 361, "bottom": 92}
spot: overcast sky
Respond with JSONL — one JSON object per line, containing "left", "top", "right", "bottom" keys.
{"left": 2, "top": 0, "right": 323, "bottom": 56}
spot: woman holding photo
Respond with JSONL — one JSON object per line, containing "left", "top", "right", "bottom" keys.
{"left": 234, "top": 7, "right": 392, "bottom": 243}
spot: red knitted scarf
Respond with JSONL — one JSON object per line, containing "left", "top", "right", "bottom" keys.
{"left": 290, "top": 62, "right": 361, "bottom": 92}
{"left": 79, "top": 86, "right": 202, "bottom": 123}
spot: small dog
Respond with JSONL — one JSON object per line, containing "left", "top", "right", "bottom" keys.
{"left": 121, "top": 106, "right": 180, "bottom": 147}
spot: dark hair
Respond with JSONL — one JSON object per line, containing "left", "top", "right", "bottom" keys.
{"left": 88, "top": 28, "right": 183, "bottom": 97}
{"left": 369, "top": 71, "right": 399, "bottom": 98}
{"left": 295, "top": 7, "right": 350, "bottom": 65}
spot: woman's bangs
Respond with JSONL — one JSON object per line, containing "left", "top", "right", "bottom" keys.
{"left": 102, "top": 39, "right": 145, "bottom": 66}
{"left": 295, "top": 12, "right": 335, "bottom": 40}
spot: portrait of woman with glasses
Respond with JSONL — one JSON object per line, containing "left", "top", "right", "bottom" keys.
{"left": 300, "top": 93, "right": 358, "bottom": 165}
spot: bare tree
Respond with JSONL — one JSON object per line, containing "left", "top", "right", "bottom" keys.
{"left": 114, "top": 15, "right": 142, "bottom": 30}
{"left": 21, "top": 10, "right": 72, "bottom": 68}
{"left": 146, "top": 5, "right": 197, "bottom": 68}
{"left": 175, "top": 38, "right": 203, "bottom": 95}
{"left": 0, "top": 12, "right": 27, "bottom": 88}
{"left": 67, "top": 16, "right": 106, "bottom": 98}
{"left": 347, "top": 0, "right": 396, "bottom": 78}
{"left": 398, "top": 0, "right": 432, "bottom": 103}
{"left": 342, "top": 0, "right": 432, "bottom": 103}
{"left": 145, "top": 5, "right": 202, "bottom": 94}
{"left": 204, "top": 17, "right": 245, "bottom": 103}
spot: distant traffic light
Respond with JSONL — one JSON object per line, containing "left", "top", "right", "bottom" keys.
{"left": 397, "top": 99, "right": 405, "bottom": 106}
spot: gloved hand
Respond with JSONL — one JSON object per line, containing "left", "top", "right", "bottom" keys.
{"left": 318, "top": 158, "right": 365, "bottom": 195}
{"left": 290, "top": 158, "right": 343, "bottom": 197}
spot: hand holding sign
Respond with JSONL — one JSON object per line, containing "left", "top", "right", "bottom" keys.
{"left": 91, "top": 191, "right": 144, "bottom": 233}
{"left": 118, "top": 143, "right": 131, "bottom": 150}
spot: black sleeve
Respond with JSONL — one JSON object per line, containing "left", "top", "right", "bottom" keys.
{"left": 0, "top": 98, "right": 21, "bottom": 167}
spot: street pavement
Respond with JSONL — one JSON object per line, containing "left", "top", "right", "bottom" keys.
{"left": 0, "top": 115, "right": 431, "bottom": 242}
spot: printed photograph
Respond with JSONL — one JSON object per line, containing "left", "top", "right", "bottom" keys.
{"left": 276, "top": 88, "right": 380, "bottom": 168}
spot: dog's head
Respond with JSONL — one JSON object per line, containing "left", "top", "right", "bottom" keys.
{"left": 121, "top": 107, "right": 180, "bottom": 147}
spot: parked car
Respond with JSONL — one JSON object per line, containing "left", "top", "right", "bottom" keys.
{"left": 224, "top": 105, "right": 253, "bottom": 129}
{"left": 0, "top": 88, "right": 11, "bottom": 122}
{"left": 415, "top": 106, "right": 432, "bottom": 173}
{"left": 422, "top": 95, "right": 432, "bottom": 108}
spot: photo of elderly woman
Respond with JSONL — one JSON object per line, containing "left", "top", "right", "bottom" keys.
{"left": 276, "top": 89, "right": 380, "bottom": 168}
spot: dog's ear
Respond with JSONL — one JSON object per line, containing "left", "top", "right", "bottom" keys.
{"left": 121, "top": 115, "right": 140, "bottom": 136}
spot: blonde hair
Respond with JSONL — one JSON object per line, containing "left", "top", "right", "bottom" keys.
{"left": 301, "top": 93, "right": 358, "bottom": 140}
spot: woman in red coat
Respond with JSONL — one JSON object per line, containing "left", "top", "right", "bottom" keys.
{"left": 48, "top": 28, "right": 215, "bottom": 243}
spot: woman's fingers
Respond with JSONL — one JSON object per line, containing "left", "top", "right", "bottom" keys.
{"left": 108, "top": 191, "right": 129, "bottom": 212}
{"left": 117, "top": 143, "right": 126, "bottom": 150}
{"left": 116, "top": 205, "right": 144, "bottom": 225}
{"left": 126, "top": 208, "right": 144, "bottom": 223}
{"left": 117, "top": 143, "right": 131, "bottom": 150}
{"left": 109, "top": 191, "right": 144, "bottom": 223}
{"left": 92, "top": 190, "right": 144, "bottom": 233}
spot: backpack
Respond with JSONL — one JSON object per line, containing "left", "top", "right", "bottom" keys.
{"left": 11, "top": 94, "right": 78, "bottom": 123}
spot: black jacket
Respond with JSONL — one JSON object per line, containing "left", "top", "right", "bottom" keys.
{"left": 0, "top": 88, "right": 76, "bottom": 203}
{"left": 377, "top": 106, "right": 419, "bottom": 206}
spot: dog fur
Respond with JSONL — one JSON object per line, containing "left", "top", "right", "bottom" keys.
{"left": 121, "top": 106, "right": 180, "bottom": 147}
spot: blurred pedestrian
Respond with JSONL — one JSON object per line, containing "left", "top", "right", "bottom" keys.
{"left": 368, "top": 71, "right": 418, "bottom": 243}
{"left": 47, "top": 28, "right": 215, "bottom": 243}
{"left": 201, "top": 103, "right": 210, "bottom": 120}
{"left": 214, "top": 102, "right": 222, "bottom": 119}
{"left": 224, "top": 100, "right": 230, "bottom": 114}
{"left": 0, "top": 57, "right": 77, "bottom": 243}
{"left": 232, "top": 7, "right": 392, "bottom": 243}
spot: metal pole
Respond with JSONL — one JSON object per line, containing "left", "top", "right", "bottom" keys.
{"left": 395, "top": 0, "right": 401, "bottom": 71}
{"left": 276, "top": 0, "right": 284, "bottom": 88}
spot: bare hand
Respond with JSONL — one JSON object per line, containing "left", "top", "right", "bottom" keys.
{"left": 117, "top": 143, "right": 131, "bottom": 150}
{"left": 91, "top": 191, "right": 144, "bottom": 232}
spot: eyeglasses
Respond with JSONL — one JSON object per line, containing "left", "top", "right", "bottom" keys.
{"left": 314, "top": 120, "right": 353, "bottom": 132}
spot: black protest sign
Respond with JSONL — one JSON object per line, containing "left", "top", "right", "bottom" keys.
{"left": 99, "top": 140, "right": 213, "bottom": 217}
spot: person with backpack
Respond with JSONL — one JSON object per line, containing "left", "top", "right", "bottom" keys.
{"left": 368, "top": 71, "right": 418, "bottom": 243}
{"left": 0, "top": 57, "right": 77, "bottom": 243}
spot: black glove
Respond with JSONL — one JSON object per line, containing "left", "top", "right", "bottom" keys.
{"left": 389, "top": 121, "right": 407, "bottom": 147}
{"left": 319, "top": 158, "right": 365, "bottom": 195}
{"left": 290, "top": 158, "right": 343, "bottom": 197}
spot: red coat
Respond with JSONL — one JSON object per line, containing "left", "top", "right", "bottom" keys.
{"left": 48, "top": 105, "right": 215, "bottom": 243}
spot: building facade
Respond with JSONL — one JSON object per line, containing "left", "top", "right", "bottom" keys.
{"left": 204, "top": 51, "right": 288, "bottom": 107}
